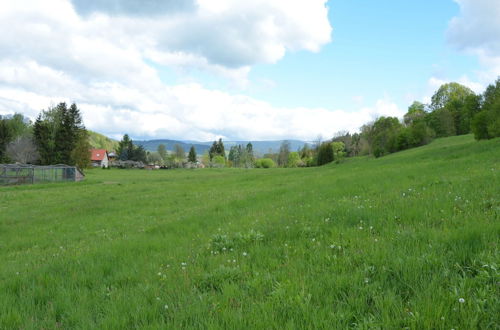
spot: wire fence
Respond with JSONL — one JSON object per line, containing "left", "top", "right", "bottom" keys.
{"left": 0, "top": 164, "right": 84, "bottom": 186}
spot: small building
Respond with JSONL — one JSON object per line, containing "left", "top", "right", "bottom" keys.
{"left": 90, "top": 149, "right": 109, "bottom": 168}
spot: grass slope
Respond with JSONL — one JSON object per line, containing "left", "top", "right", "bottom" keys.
{"left": 1, "top": 135, "right": 499, "bottom": 328}
{"left": 88, "top": 131, "right": 119, "bottom": 152}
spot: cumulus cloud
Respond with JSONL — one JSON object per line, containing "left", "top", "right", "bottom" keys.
{"left": 447, "top": 0, "right": 500, "bottom": 81}
{"left": 0, "top": 0, "right": 401, "bottom": 141}
{"left": 0, "top": 70, "right": 404, "bottom": 141}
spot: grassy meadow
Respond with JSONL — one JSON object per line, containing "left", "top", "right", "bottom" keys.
{"left": 1, "top": 135, "right": 499, "bottom": 329}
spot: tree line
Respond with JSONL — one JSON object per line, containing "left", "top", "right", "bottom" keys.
{"left": 0, "top": 103, "right": 91, "bottom": 168}
{"left": 1, "top": 77, "right": 498, "bottom": 169}
{"left": 115, "top": 134, "right": 200, "bottom": 168}
{"left": 357, "top": 77, "right": 500, "bottom": 158}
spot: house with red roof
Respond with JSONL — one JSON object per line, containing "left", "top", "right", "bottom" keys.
{"left": 90, "top": 149, "right": 109, "bottom": 168}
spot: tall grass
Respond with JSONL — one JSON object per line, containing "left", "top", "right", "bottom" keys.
{"left": 0, "top": 135, "right": 498, "bottom": 328}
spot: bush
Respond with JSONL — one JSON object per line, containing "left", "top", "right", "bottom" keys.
{"left": 211, "top": 155, "right": 226, "bottom": 168}
{"left": 471, "top": 111, "right": 490, "bottom": 140}
{"left": 287, "top": 152, "right": 300, "bottom": 167}
{"left": 255, "top": 158, "right": 275, "bottom": 168}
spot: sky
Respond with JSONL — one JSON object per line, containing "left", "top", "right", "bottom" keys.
{"left": 0, "top": 0, "right": 499, "bottom": 141}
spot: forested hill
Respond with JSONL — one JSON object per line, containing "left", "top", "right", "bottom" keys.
{"left": 88, "top": 131, "right": 119, "bottom": 151}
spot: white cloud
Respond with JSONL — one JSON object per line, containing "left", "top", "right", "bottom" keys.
{"left": 0, "top": 67, "right": 404, "bottom": 141}
{"left": 447, "top": 0, "right": 500, "bottom": 82}
{"left": 0, "top": 0, "right": 401, "bottom": 142}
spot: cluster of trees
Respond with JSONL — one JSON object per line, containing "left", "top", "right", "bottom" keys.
{"left": 0, "top": 114, "right": 34, "bottom": 163}
{"left": 228, "top": 143, "right": 254, "bottom": 168}
{"left": 471, "top": 78, "right": 500, "bottom": 140}
{"left": 1, "top": 103, "right": 91, "bottom": 168}
{"left": 115, "top": 134, "right": 200, "bottom": 168}
{"left": 116, "top": 134, "right": 147, "bottom": 163}
{"left": 352, "top": 78, "right": 500, "bottom": 158}
{"left": 208, "top": 139, "right": 226, "bottom": 166}
{"left": 33, "top": 103, "right": 91, "bottom": 167}
{"left": 153, "top": 143, "right": 196, "bottom": 168}
{"left": 252, "top": 77, "right": 498, "bottom": 167}
{"left": 258, "top": 139, "right": 347, "bottom": 168}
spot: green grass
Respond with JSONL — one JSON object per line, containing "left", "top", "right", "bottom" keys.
{"left": 1, "top": 135, "right": 499, "bottom": 329}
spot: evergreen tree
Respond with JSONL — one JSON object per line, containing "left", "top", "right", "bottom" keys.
{"left": 246, "top": 143, "right": 254, "bottom": 161}
{"left": 117, "top": 134, "right": 133, "bottom": 160}
{"left": 33, "top": 114, "right": 54, "bottom": 164}
{"left": 131, "top": 145, "right": 147, "bottom": 162}
{"left": 32, "top": 103, "right": 88, "bottom": 165}
{"left": 209, "top": 139, "right": 226, "bottom": 161}
{"left": 188, "top": 146, "right": 197, "bottom": 162}
{"left": 209, "top": 141, "right": 217, "bottom": 161}
{"left": 217, "top": 138, "right": 225, "bottom": 159}
{"left": 0, "top": 118, "right": 13, "bottom": 162}
{"left": 54, "top": 103, "right": 72, "bottom": 164}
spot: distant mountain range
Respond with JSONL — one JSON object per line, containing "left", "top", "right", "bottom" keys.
{"left": 89, "top": 131, "right": 309, "bottom": 155}
{"left": 136, "top": 139, "right": 309, "bottom": 155}
{"left": 134, "top": 140, "right": 211, "bottom": 155}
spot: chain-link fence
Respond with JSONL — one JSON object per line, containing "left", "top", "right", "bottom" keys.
{"left": 0, "top": 164, "right": 84, "bottom": 185}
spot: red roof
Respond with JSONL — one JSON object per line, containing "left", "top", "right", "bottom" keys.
{"left": 90, "top": 149, "right": 107, "bottom": 161}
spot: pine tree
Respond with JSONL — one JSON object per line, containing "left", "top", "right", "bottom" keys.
{"left": 117, "top": 134, "right": 133, "bottom": 160}
{"left": 33, "top": 114, "right": 54, "bottom": 165}
{"left": 0, "top": 118, "right": 13, "bottom": 162}
{"left": 218, "top": 138, "right": 225, "bottom": 159}
{"left": 209, "top": 141, "right": 217, "bottom": 161}
{"left": 31, "top": 103, "right": 88, "bottom": 165}
{"left": 188, "top": 146, "right": 197, "bottom": 162}
{"left": 54, "top": 103, "right": 70, "bottom": 164}
{"left": 246, "top": 143, "right": 254, "bottom": 160}
{"left": 131, "top": 145, "right": 147, "bottom": 162}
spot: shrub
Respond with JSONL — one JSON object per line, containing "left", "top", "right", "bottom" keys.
{"left": 317, "top": 142, "right": 333, "bottom": 165}
{"left": 471, "top": 111, "right": 490, "bottom": 140}
{"left": 255, "top": 158, "right": 275, "bottom": 168}
{"left": 211, "top": 155, "right": 226, "bottom": 168}
{"left": 287, "top": 152, "right": 300, "bottom": 167}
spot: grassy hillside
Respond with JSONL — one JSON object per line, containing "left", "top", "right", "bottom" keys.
{"left": 88, "top": 130, "right": 119, "bottom": 151}
{"left": 0, "top": 135, "right": 498, "bottom": 328}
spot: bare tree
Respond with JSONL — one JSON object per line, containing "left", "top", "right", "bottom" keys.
{"left": 277, "top": 140, "right": 291, "bottom": 167}
{"left": 6, "top": 136, "right": 39, "bottom": 164}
